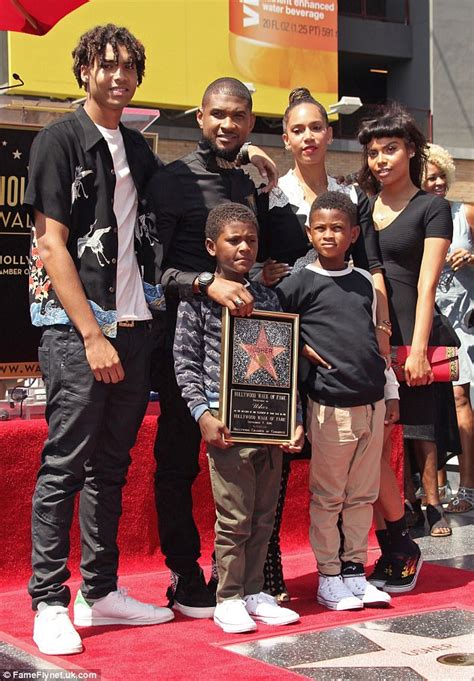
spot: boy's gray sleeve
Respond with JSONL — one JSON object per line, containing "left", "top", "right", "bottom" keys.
{"left": 173, "top": 300, "right": 209, "bottom": 420}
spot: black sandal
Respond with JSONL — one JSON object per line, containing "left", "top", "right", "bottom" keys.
{"left": 404, "top": 500, "right": 425, "bottom": 528}
{"left": 426, "top": 503, "right": 452, "bottom": 537}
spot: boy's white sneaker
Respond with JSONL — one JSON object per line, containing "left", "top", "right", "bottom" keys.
{"left": 214, "top": 599, "right": 257, "bottom": 633}
{"left": 73, "top": 588, "right": 175, "bottom": 626}
{"left": 343, "top": 574, "right": 392, "bottom": 607}
{"left": 33, "top": 602, "right": 83, "bottom": 655}
{"left": 244, "top": 592, "right": 300, "bottom": 625}
{"left": 317, "top": 574, "right": 364, "bottom": 611}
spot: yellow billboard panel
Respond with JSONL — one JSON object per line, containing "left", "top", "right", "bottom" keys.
{"left": 7, "top": 0, "right": 338, "bottom": 117}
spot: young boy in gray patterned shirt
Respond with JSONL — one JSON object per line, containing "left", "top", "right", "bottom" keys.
{"left": 173, "top": 203, "right": 303, "bottom": 634}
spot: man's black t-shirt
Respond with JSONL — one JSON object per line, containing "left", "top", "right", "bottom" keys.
{"left": 146, "top": 140, "right": 262, "bottom": 298}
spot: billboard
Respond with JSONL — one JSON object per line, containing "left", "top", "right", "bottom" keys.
{"left": 7, "top": 0, "right": 338, "bottom": 116}
{"left": 0, "top": 124, "right": 42, "bottom": 378}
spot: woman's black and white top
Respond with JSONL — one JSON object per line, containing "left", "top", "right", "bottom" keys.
{"left": 257, "top": 170, "right": 382, "bottom": 272}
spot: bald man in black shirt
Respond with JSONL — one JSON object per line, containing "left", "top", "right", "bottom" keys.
{"left": 147, "top": 78, "right": 273, "bottom": 618}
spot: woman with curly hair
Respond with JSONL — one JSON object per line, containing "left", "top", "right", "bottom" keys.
{"left": 422, "top": 144, "right": 473, "bottom": 513}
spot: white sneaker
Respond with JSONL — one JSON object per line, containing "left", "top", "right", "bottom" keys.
{"left": 343, "top": 574, "right": 392, "bottom": 607}
{"left": 244, "top": 592, "right": 300, "bottom": 625}
{"left": 33, "top": 603, "right": 83, "bottom": 655}
{"left": 214, "top": 599, "right": 257, "bottom": 633}
{"left": 73, "top": 588, "right": 175, "bottom": 626}
{"left": 317, "top": 574, "right": 364, "bottom": 611}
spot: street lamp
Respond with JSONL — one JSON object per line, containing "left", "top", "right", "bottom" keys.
{"left": 328, "top": 96, "right": 363, "bottom": 116}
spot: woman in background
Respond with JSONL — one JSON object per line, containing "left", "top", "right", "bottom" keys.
{"left": 422, "top": 143, "right": 473, "bottom": 513}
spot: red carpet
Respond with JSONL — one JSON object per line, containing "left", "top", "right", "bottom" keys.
{"left": 0, "top": 555, "right": 472, "bottom": 680}
{"left": 2, "top": 415, "right": 452, "bottom": 679}
{"left": 0, "top": 415, "right": 404, "bottom": 587}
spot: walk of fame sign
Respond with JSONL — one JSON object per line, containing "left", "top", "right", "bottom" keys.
{"left": 220, "top": 308, "right": 299, "bottom": 444}
{"left": 224, "top": 608, "right": 474, "bottom": 680}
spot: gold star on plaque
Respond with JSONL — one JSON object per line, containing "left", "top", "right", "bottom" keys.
{"left": 241, "top": 324, "right": 285, "bottom": 381}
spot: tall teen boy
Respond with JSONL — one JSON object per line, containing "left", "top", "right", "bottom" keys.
{"left": 24, "top": 24, "right": 173, "bottom": 656}
{"left": 173, "top": 203, "right": 303, "bottom": 633}
{"left": 277, "top": 192, "right": 399, "bottom": 611}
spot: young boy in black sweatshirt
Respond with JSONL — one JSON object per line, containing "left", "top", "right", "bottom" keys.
{"left": 277, "top": 191, "right": 399, "bottom": 611}
{"left": 173, "top": 203, "right": 303, "bottom": 633}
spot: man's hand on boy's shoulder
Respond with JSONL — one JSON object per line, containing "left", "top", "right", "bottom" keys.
{"left": 198, "top": 411, "right": 232, "bottom": 449}
{"left": 280, "top": 424, "right": 305, "bottom": 454}
{"left": 262, "top": 258, "right": 292, "bottom": 286}
{"left": 384, "top": 399, "right": 399, "bottom": 426}
{"left": 206, "top": 278, "right": 254, "bottom": 316}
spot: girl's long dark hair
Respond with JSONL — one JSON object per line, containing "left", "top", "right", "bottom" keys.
{"left": 358, "top": 104, "right": 427, "bottom": 195}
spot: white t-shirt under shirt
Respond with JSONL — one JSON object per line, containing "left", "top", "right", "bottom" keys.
{"left": 95, "top": 123, "right": 151, "bottom": 322}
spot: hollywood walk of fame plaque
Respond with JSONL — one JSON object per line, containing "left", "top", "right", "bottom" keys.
{"left": 220, "top": 308, "right": 299, "bottom": 444}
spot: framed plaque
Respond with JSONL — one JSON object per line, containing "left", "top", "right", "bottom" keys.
{"left": 220, "top": 308, "right": 299, "bottom": 445}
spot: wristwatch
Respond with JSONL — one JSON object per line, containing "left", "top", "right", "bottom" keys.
{"left": 197, "top": 271, "right": 215, "bottom": 294}
{"left": 237, "top": 141, "right": 252, "bottom": 166}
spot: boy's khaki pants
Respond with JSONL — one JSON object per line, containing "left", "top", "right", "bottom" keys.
{"left": 207, "top": 442, "right": 282, "bottom": 602}
{"left": 307, "top": 398, "right": 385, "bottom": 575}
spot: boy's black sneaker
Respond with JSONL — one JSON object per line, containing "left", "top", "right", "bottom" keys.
{"left": 367, "top": 554, "right": 392, "bottom": 588}
{"left": 166, "top": 566, "right": 216, "bottom": 618}
{"left": 383, "top": 546, "right": 423, "bottom": 593}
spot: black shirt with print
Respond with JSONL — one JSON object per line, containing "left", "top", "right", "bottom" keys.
{"left": 24, "top": 105, "right": 161, "bottom": 336}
